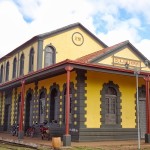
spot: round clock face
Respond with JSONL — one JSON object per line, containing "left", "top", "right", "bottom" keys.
{"left": 72, "top": 32, "right": 84, "bottom": 46}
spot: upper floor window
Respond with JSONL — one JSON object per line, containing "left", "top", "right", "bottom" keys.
{"left": 20, "top": 53, "right": 24, "bottom": 76}
{"left": 5, "top": 61, "right": 9, "bottom": 81}
{"left": 13, "top": 57, "right": 17, "bottom": 78}
{"left": 29, "top": 48, "right": 34, "bottom": 72}
{"left": 44, "top": 46, "right": 55, "bottom": 67}
{"left": 0, "top": 65, "right": 3, "bottom": 83}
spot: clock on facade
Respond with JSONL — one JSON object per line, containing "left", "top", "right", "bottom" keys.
{"left": 72, "top": 32, "right": 84, "bottom": 46}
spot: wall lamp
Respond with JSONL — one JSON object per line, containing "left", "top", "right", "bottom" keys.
{"left": 125, "top": 62, "right": 129, "bottom": 69}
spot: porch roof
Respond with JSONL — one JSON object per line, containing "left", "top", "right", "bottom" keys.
{"left": 0, "top": 59, "right": 149, "bottom": 91}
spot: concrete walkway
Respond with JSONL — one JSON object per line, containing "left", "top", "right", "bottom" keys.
{"left": 1, "top": 132, "right": 150, "bottom": 149}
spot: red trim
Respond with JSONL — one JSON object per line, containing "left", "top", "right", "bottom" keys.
{"left": 0, "top": 59, "right": 68, "bottom": 87}
{"left": 19, "top": 80, "right": 25, "bottom": 132}
{"left": 0, "top": 59, "right": 149, "bottom": 88}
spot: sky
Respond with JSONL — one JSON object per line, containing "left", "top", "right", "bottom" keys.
{"left": 0, "top": 0, "right": 150, "bottom": 60}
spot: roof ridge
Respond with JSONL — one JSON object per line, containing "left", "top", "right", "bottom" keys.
{"left": 0, "top": 22, "right": 107, "bottom": 61}
{"left": 38, "top": 22, "right": 81, "bottom": 37}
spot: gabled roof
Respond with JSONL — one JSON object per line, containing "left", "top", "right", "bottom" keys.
{"left": 76, "top": 40, "right": 149, "bottom": 63}
{"left": 38, "top": 22, "right": 108, "bottom": 48}
{"left": 0, "top": 22, "right": 107, "bottom": 61}
{"left": 76, "top": 40, "right": 129, "bottom": 63}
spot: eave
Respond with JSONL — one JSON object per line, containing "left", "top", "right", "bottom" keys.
{"left": 0, "top": 59, "right": 149, "bottom": 91}
{"left": 0, "top": 22, "right": 107, "bottom": 62}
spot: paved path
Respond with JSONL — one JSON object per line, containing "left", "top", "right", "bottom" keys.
{"left": 1, "top": 132, "right": 150, "bottom": 149}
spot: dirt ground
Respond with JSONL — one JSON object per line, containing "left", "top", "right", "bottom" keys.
{"left": 1, "top": 132, "right": 150, "bottom": 150}
{"left": 71, "top": 140, "right": 150, "bottom": 150}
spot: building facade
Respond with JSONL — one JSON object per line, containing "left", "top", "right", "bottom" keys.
{"left": 0, "top": 23, "right": 150, "bottom": 142}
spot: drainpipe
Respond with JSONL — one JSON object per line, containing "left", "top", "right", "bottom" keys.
{"left": 63, "top": 65, "right": 73, "bottom": 146}
{"left": 144, "top": 75, "right": 150, "bottom": 143}
{"left": 18, "top": 80, "right": 25, "bottom": 139}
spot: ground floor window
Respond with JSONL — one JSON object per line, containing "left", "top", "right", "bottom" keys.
{"left": 62, "top": 83, "right": 75, "bottom": 125}
{"left": 39, "top": 92, "right": 45, "bottom": 123}
{"left": 100, "top": 81, "right": 122, "bottom": 127}
{"left": 105, "top": 94, "right": 117, "bottom": 125}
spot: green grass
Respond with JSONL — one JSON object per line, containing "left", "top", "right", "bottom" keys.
{"left": 61, "top": 147, "right": 104, "bottom": 150}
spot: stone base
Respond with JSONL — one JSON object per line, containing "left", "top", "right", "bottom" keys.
{"left": 18, "top": 131, "right": 24, "bottom": 140}
{"left": 145, "top": 133, "right": 150, "bottom": 143}
{"left": 63, "top": 134, "right": 71, "bottom": 146}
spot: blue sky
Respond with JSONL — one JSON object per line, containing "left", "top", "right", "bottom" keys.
{"left": 0, "top": 0, "right": 150, "bottom": 59}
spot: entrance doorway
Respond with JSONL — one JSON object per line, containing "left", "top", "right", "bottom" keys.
{"left": 138, "top": 85, "right": 146, "bottom": 139}
{"left": 39, "top": 92, "right": 45, "bottom": 123}
{"left": 4, "top": 104, "right": 10, "bottom": 131}
{"left": 105, "top": 87, "right": 117, "bottom": 125}
{"left": 105, "top": 95, "right": 117, "bottom": 125}
{"left": 25, "top": 93, "right": 32, "bottom": 131}
{"left": 50, "top": 88, "right": 58, "bottom": 122}
{"left": 139, "top": 98, "right": 146, "bottom": 138}
{"left": 4, "top": 91, "right": 12, "bottom": 131}
{"left": 17, "top": 96, "right": 21, "bottom": 124}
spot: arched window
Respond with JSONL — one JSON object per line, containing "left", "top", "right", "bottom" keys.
{"left": 5, "top": 61, "right": 9, "bottom": 81}
{"left": 0, "top": 65, "right": 3, "bottom": 83}
{"left": 44, "top": 46, "right": 55, "bottom": 67}
{"left": 20, "top": 53, "right": 24, "bottom": 76}
{"left": 13, "top": 57, "right": 17, "bottom": 78}
{"left": 105, "top": 87, "right": 117, "bottom": 125}
{"left": 100, "top": 81, "right": 122, "bottom": 127}
{"left": 29, "top": 48, "right": 34, "bottom": 72}
{"left": 39, "top": 91, "right": 45, "bottom": 123}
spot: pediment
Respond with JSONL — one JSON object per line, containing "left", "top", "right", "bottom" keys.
{"left": 93, "top": 41, "right": 150, "bottom": 71}
{"left": 77, "top": 40, "right": 150, "bottom": 72}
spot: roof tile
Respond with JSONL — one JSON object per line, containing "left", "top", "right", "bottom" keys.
{"left": 76, "top": 40, "right": 129, "bottom": 63}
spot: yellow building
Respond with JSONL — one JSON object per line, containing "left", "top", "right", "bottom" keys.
{"left": 0, "top": 23, "right": 150, "bottom": 144}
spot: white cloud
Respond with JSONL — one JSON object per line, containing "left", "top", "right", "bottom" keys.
{"left": 28, "top": 0, "right": 95, "bottom": 34}
{"left": 0, "top": 0, "right": 150, "bottom": 60}
{"left": 113, "top": 0, "right": 150, "bottom": 23}
{"left": 0, "top": 0, "right": 96, "bottom": 58}
{"left": 135, "top": 39, "right": 150, "bottom": 60}
{"left": 12, "top": 0, "right": 41, "bottom": 20}
{"left": 98, "top": 18, "right": 141, "bottom": 45}
{"left": 0, "top": 0, "right": 30, "bottom": 57}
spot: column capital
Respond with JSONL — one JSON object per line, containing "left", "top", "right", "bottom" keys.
{"left": 21, "top": 79, "right": 25, "bottom": 84}
{"left": 65, "top": 65, "right": 73, "bottom": 71}
{"left": 144, "top": 75, "right": 150, "bottom": 81}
